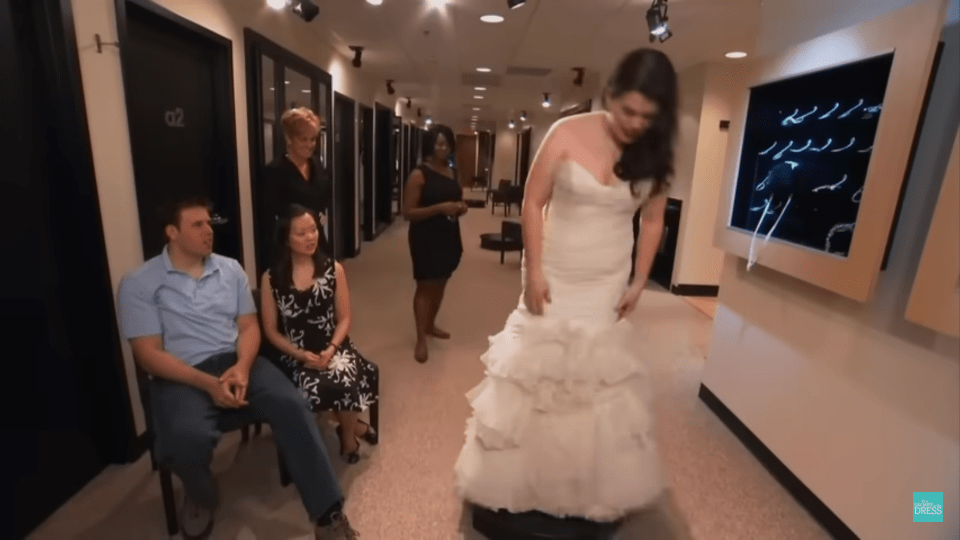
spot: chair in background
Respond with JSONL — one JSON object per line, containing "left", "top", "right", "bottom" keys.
{"left": 480, "top": 219, "right": 524, "bottom": 264}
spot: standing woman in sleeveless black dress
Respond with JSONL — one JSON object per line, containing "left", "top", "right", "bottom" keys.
{"left": 403, "top": 124, "right": 467, "bottom": 363}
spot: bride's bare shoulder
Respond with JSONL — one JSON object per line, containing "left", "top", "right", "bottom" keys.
{"left": 547, "top": 111, "right": 606, "bottom": 140}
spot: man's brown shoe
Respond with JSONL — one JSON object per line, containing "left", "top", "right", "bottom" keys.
{"left": 315, "top": 511, "right": 359, "bottom": 539}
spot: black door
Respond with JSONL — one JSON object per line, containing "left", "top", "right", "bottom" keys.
{"left": 1, "top": 1, "right": 134, "bottom": 538}
{"left": 361, "top": 104, "right": 375, "bottom": 241}
{"left": 334, "top": 92, "right": 358, "bottom": 259}
{"left": 518, "top": 127, "right": 532, "bottom": 188}
{"left": 374, "top": 104, "right": 394, "bottom": 228}
{"left": 116, "top": 0, "right": 243, "bottom": 261}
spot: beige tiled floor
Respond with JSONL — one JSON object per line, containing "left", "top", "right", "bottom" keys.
{"left": 28, "top": 200, "right": 830, "bottom": 540}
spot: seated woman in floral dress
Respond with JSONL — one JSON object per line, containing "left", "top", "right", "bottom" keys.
{"left": 260, "top": 204, "right": 380, "bottom": 464}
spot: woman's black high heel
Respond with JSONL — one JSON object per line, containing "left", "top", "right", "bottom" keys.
{"left": 356, "top": 419, "right": 378, "bottom": 445}
{"left": 335, "top": 425, "right": 361, "bottom": 464}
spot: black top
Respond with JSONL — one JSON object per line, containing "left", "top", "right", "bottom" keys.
{"left": 259, "top": 154, "right": 331, "bottom": 270}
{"left": 262, "top": 154, "right": 331, "bottom": 221}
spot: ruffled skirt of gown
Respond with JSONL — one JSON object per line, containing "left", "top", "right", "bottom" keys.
{"left": 453, "top": 306, "right": 667, "bottom": 522}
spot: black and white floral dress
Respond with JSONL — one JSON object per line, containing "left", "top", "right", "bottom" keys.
{"left": 269, "top": 259, "right": 379, "bottom": 412}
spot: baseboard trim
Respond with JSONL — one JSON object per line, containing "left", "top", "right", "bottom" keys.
{"left": 670, "top": 284, "right": 719, "bottom": 297}
{"left": 698, "top": 384, "right": 859, "bottom": 540}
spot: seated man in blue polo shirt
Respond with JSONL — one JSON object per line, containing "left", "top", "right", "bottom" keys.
{"left": 117, "top": 197, "right": 358, "bottom": 540}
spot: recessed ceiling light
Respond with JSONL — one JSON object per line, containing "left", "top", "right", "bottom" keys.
{"left": 474, "top": 96, "right": 484, "bottom": 99}
{"left": 476, "top": 67, "right": 491, "bottom": 72}
{"left": 480, "top": 14, "right": 504, "bottom": 23}
{"left": 725, "top": 51, "right": 748, "bottom": 59}
{"left": 267, "top": 0, "right": 288, "bottom": 9}
{"left": 473, "top": 107, "right": 481, "bottom": 111}
{"left": 474, "top": 87, "right": 486, "bottom": 91}
{"left": 366, "top": 0, "right": 383, "bottom": 5}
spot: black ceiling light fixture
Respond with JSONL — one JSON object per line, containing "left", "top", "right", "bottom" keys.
{"left": 520, "top": 110, "right": 527, "bottom": 121}
{"left": 542, "top": 93, "right": 551, "bottom": 108}
{"left": 507, "top": 0, "right": 527, "bottom": 9}
{"left": 291, "top": 0, "right": 319, "bottom": 22}
{"left": 386, "top": 80, "right": 395, "bottom": 94}
{"left": 349, "top": 46, "right": 364, "bottom": 67}
{"left": 646, "top": 0, "right": 672, "bottom": 43}
{"left": 406, "top": 97, "right": 412, "bottom": 108}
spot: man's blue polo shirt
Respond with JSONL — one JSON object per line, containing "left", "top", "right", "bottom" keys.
{"left": 117, "top": 246, "right": 257, "bottom": 366}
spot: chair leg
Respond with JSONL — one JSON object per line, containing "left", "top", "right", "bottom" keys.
{"left": 500, "top": 250, "right": 505, "bottom": 264}
{"left": 159, "top": 468, "right": 179, "bottom": 536}
{"left": 277, "top": 448, "right": 292, "bottom": 487}
{"left": 255, "top": 422, "right": 263, "bottom": 436}
{"left": 369, "top": 401, "right": 380, "bottom": 439}
{"left": 241, "top": 425, "right": 250, "bottom": 443}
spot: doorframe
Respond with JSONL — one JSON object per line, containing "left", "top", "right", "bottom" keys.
{"left": 360, "top": 103, "right": 375, "bottom": 241}
{"left": 114, "top": 0, "right": 244, "bottom": 266}
{"left": 373, "top": 102, "right": 395, "bottom": 232}
{"left": 243, "top": 28, "right": 334, "bottom": 275}
{"left": 333, "top": 91, "right": 358, "bottom": 259}
{"left": 3, "top": 1, "right": 135, "bottom": 533}
{"left": 26, "top": 0, "right": 136, "bottom": 461}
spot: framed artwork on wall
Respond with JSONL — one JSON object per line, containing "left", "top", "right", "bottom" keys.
{"left": 905, "top": 129, "right": 960, "bottom": 337}
{"left": 712, "top": 0, "right": 949, "bottom": 302}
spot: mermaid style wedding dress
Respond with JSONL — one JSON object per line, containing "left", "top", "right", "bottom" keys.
{"left": 454, "top": 160, "right": 667, "bottom": 522}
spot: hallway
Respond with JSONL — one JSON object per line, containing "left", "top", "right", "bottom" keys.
{"left": 28, "top": 202, "right": 829, "bottom": 540}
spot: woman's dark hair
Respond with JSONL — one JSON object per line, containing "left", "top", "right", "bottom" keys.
{"left": 422, "top": 124, "right": 457, "bottom": 161}
{"left": 270, "top": 204, "right": 330, "bottom": 292}
{"left": 607, "top": 48, "right": 679, "bottom": 197}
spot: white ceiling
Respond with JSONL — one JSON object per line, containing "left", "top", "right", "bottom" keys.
{"left": 312, "top": 0, "right": 761, "bottom": 129}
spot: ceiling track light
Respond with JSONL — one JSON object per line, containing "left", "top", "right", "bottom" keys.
{"left": 542, "top": 93, "right": 551, "bottom": 108}
{"left": 509, "top": 119, "right": 516, "bottom": 129}
{"left": 291, "top": 0, "right": 319, "bottom": 22}
{"left": 507, "top": 0, "right": 527, "bottom": 8}
{"left": 386, "top": 80, "right": 395, "bottom": 95}
{"left": 417, "top": 108, "right": 423, "bottom": 118}
{"left": 520, "top": 110, "right": 527, "bottom": 121}
{"left": 646, "top": 0, "right": 672, "bottom": 43}
{"left": 349, "top": 46, "right": 364, "bottom": 68}
{"left": 406, "top": 97, "right": 412, "bottom": 108}
{"left": 572, "top": 67, "right": 585, "bottom": 86}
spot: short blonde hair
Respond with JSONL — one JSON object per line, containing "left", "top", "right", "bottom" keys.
{"left": 280, "top": 107, "right": 320, "bottom": 140}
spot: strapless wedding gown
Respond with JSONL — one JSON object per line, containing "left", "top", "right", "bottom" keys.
{"left": 454, "top": 160, "right": 667, "bottom": 522}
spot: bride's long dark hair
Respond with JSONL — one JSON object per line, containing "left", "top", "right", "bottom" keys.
{"left": 607, "top": 48, "right": 679, "bottom": 197}
{"left": 270, "top": 204, "right": 330, "bottom": 292}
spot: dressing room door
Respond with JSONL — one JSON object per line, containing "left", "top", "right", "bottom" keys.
{"left": 116, "top": 0, "right": 243, "bottom": 262}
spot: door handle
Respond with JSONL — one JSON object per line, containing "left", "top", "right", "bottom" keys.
{"left": 210, "top": 213, "right": 229, "bottom": 225}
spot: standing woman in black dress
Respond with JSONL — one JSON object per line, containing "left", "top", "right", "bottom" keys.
{"left": 403, "top": 124, "right": 468, "bottom": 363}
{"left": 260, "top": 107, "right": 332, "bottom": 271}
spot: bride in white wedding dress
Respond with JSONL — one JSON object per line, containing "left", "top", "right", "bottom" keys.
{"left": 454, "top": 48, "right": 679, "bottom": 523}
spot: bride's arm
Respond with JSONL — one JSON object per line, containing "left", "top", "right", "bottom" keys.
{"left": 521, "top": 124, "right": 566, "bottom": 275}
{"left": 631, "top": 194, "right": 667, "bottom": 288}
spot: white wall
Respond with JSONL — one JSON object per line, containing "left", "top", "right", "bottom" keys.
{"left": 71, "top": 0, "right": 382, "bottom": 435}
{"left": 704, "top": 13, "right": 960, "bottom": 540}
{"left": 671, "top": 63, "right": 747, "bottom": 287}
{"left": 490, "top": 117, "right": 555, "bottom": 187}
